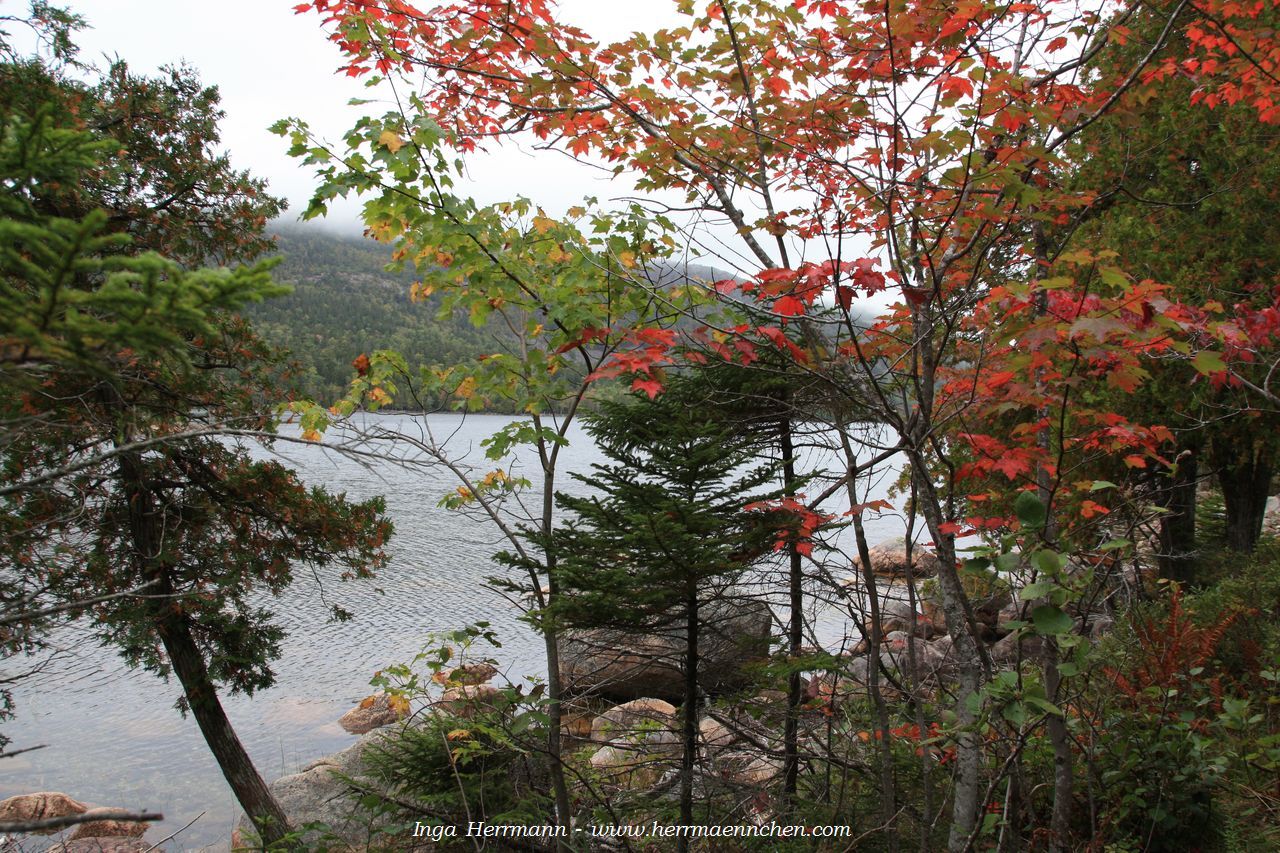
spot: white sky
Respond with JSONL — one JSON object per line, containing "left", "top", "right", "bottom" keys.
{"left": 12, "top": 0, "right": 887, "bottom": 296}
{"left": 28, "top": 0, "right": 681, "bottom": 236}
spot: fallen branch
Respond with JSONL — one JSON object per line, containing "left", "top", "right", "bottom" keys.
{"left": 0, "top": 808, "right": 163, "bottom": 835}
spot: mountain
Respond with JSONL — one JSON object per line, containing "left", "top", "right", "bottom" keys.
{"left": 243, "top": 225, "right": 752, "bottom": 409}
{"left": 242, "top": 225, "right": 492, "bottom": 405}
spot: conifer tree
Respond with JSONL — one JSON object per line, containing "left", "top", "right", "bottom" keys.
{"left": 538, "top": 377, "right": 787, "bottom": 843}
{"left": 0, "top": 11, "right": 393, "bottom": 846}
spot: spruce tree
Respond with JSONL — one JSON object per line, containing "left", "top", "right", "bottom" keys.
{"left": 540, "top": 377, "right": 787, "bottom": 843}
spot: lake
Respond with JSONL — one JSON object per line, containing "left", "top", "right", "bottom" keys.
{"left": 0, "top": 412, "right": 908, "bottom": 849}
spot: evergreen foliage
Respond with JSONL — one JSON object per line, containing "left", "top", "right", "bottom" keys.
{"left": 243, "top": 226, "right": 496, "bottom": 406}
{"left": 0, "top": 11, "right": 393, "bottom": 843}
{"left": 541, "top": 380, "right": 786, "bottom": 636}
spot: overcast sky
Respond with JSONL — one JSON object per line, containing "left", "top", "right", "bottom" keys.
{"left": 11, "top": 0, "right": 886, "bottom": 292}
{"left": 34, "top": 0, "right": 684, "bottom": 236}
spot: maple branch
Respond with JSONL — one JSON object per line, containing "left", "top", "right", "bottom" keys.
{"left": 1046, "top": 0, "right": 1191, "bottom": 154}
{"left": 720, "top": 1, "right": 789, "bottom": 268}
{"left": 1187, "top": 0, "right": 1280, "bottom": 88}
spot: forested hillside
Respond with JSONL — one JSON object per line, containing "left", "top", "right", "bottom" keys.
{"left": 243, "top": 225, "right": 493, "bottom": 405}
{"left": 247, "top": 225, "right": 733, "bottom": 409}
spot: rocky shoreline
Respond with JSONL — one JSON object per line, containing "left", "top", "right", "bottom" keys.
{"left": 222, "top": 536, "right": 1152, "bottom": 850}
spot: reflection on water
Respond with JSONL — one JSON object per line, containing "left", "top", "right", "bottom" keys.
{"left": 0, "top": 412, "right": 908, "bottom": 849}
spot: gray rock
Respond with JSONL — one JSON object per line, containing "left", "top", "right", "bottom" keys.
{"left": 716, "top": 750, "right": 783, "bottom": 786}
{"left": 234, "top": 728, "right": 400, "bottom": 850}
{"left": 880, "top": 597, "right": 939, "bottom": 638}
{"left": 591, "top": 698, "right": 678, "bottom": 747}
{"left": 853, "top": 538, "right": 942, "bottom": 579}
{"left": 589, "top": 744, "right": 675, "bottom": 789}
{"left": 559, "top": 596, "right": 772, "bottom": 702}
{"left": 990, "top": 631, "right": 1045, "bottom": 666}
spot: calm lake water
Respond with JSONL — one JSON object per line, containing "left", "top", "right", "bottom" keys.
{"left": 0, "top": 412, "right": 907, "bottom": 850}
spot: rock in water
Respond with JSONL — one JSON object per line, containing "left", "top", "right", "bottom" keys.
{"left": 337, "top": 692, "right": 409, "bottom": 735}
{"left": 234, "top": 728, "right": 399, "bottom": 850}
{"left": 438, "top": 684, "right": 503, "bottom": 718}
{"left": 0, "top": 792, "right": 87, "bottom": 835}
{"left": 854, "top": 538, "right": 942, "bottom": 579}
{"left": 442, "top": 662, "right": 498, "bottom": 685}
{"left": 558, "top": 597, "right": 772, "bottom": 702}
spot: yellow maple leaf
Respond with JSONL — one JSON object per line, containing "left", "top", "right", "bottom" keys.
{"left": 377, "top": 129, "right": 405, "bottom": 153}
{"left": 301, "top": 428, "right": 322, "bottom": 442}
{"left": 532, "top": 213, "right": 555, "bottom": 234}
{"left": 446, "top": 729, "right": 472, "bottom": 742}
{"left": 618, "top": 250, "right": 637, "bottom": 268}
{"left": 456, "top": 376, "right": 477, "bottom": 399}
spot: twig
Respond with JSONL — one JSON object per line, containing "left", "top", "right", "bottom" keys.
{"left": 0, "top": 744, "right": 47, "bottom": 759}
{"left": 141, "top": 810, "right": 205, "bottom": 852}
{"left": 0, "top": 809, "right": 163, "bottom": 835}
{"left": 0, "top": 582, "right": 158, "bottom": 625}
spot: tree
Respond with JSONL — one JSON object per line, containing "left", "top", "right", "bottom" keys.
{"left": 536, "top": 379, "right": 785, "bottom": 843}
{"left": 1070, "top": 1, "right": 1280, "bottom": 562}
{"left": 1, "top": 14, "right": 393, "bottom": 846}
{"left": 273, "top": 93, "right": 715, "bottom": 837}
{"left": 294, "top": 0, "right": 1280, "bottom": 847}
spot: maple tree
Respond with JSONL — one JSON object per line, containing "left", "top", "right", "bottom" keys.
{"left": 1068, "top": 0, "right": 1280, "bottom": 566}
{"left": 292, "top": 0, "right": 1280, "bottom": 847}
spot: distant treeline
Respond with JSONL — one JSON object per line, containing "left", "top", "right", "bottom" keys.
{"left": 242, "top": 225, "right": 496, "bottom": 408}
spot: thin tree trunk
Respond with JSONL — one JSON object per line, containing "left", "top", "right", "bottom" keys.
{"left": 909, "top": 462, "right": 987, "bottom": 853}
{"left": 538, "top": 458, "right": 573, "bottom": 844}
{"left": 1157, "top": 447, "right": 1199, "bottom": 584}
{"left": 780, "top": 418, "right": 804, "bottom": 803}
{"left": 1033, "top": 220, "right": 1073, "bottom": 852}
{"left": 1042, "top": 642, "right": 1073, "bottom": 851}
{"left": 679, "top": 588, "right": 700, "bottom": 853}
{"left": 840, "top": 430, "right": 897, "bottom": 849}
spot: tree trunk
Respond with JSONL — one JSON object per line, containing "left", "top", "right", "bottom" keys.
{"left": 780, "top": 418, "right": 803, "bottom": 804}
{"left": 1214, "top": 435, "right": 1274, "bottom": 553}
{"left": 116, "top": 450, "right": 291, "bottom": 848}
{"left": 679, "top": 589, "right": 699, "bottom": 853}
{"left": 840, "top": 430, "right": 897, "bottom": 850}
{"left": 1157, "top": 447, "right": 1199, "bottom": 584}
{"left": 909, "top": 461, "right": 987, "bottom": 853}
{"left": 538, "top": 458, "right": 574, "bottom": 845}
{"left": 157, "top": 607, "right": 293, "bottom": 847}
{"left": 1042, "top": 642, "right": 1073, "bottom": 852}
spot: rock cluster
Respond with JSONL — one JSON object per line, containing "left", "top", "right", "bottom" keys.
{"left": 0, "top": 793, "right": 151, "bottom": 850}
